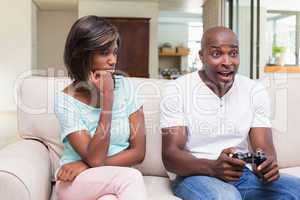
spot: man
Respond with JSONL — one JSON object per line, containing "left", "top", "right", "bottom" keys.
{"left": 160, "top": 26, "right": 300, "bottom": 200}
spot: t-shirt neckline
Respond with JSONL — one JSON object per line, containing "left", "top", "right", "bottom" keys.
{"left": 59, "top": 91, "right": 102, "bottom": 110}
{"left": 196, "top": 70, "right": 237, "bottom": 99}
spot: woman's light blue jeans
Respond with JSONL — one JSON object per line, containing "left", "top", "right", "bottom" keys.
{"left": 171, "top": 167, "right": 300, "bottom": 200}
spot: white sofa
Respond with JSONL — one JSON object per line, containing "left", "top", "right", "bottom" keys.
{"left": 0, "top": 74, "right": 300, "bottom": 200}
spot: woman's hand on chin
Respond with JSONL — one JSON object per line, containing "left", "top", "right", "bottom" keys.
{"left": 89, "top": 70, "right": 114, "bottom": 94}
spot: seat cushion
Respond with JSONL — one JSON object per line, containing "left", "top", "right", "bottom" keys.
{"left": 280, "top": 167, "right": 300, "bottom": 178}
{"left": 144, "top": 176, "right": 181, "bottom": 200}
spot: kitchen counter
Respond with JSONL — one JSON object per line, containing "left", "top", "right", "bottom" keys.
{"left": 264, "top": 66, "right": 300, "bottom": 73}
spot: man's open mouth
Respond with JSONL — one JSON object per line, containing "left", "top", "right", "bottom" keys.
{"left": 218, "top": 71, "right": 234, "bottom": 77}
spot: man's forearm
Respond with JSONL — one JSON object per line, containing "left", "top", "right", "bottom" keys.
{"left": 250, "top": 128, "right": 277, "bottom": 161}
{"left": 164, "top": 149, "right": 215, "bottom": 177}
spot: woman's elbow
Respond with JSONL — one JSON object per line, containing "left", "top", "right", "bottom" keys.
{"left": 137, "top": 150, "right": 146, "bottom": 164}
{"left": 133, "top": 147, "right": 146, "bottom": 165}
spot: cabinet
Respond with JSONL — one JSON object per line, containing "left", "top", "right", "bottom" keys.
{"left": 159, "top": 52, "right": 189, "bottom": 57}
{"left": 158, "top": 51, "right": 189, "bottom": 75}
{"left": 105, "top": 17, "right": 150, "bottom": 78}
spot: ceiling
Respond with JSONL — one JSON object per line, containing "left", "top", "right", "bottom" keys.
{"left": 33, "top": 0, "right": 78, "bottom": 10}
{"left": 33, "top": 0, "right": 204, "bottom": 13}
{"left": 160, "top": 0, "right": 203, "bottom": 13}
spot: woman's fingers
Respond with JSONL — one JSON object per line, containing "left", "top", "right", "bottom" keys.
{"left": 89, "top": 70, "right": 114, "bottom": 92}
{"left": 57, "top": 168, "right": 67, "bottom": 181}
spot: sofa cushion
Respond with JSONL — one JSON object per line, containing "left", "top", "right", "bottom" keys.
{"left": 280, "top": 167, "right": 300, "bottom": 178}
{"left": 17, "top": 76, "right": 169, "bottom": 177}
{"left": 144, "top": 176, "right": 181, "bottom": 200}
{"left": 17, "top": 76, "right": 67, "bottom": 178}
{"left": 129, "top": 78, "right": 168, "bottom": 177}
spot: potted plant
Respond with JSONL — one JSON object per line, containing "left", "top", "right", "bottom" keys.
{"left": 272, "top": 45, "right": 286, "bottom": 66}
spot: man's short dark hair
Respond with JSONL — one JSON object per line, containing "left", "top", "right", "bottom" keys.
{"left": 64, "top": 15, "right": 120, "bottom": 81}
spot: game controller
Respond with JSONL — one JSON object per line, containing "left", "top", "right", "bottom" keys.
{"left": 230, "top": 150, "right": 267, "bottom": 166}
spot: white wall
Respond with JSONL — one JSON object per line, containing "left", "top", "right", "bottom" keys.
{"left": 263, "top": 0, "right": 300, "bottom": 11}
{"left": 159, "top": 23, "right": 188, "bottom": 47}
{"left": 236, "top": 7, "right": 252, "bottom": 77}
{"left": 158, "top": 12, "right": 202, "bottom": 71}
{"left": 0, "top": 112, "right": 19, "bottom": 149}
{"left": 0, "top": 0, "right": 33, "bottom": 111}
{"left": 202, "top": 0, "right": 224, "bottom": 31}
{"left": 79, "top": 0, "right": 159, "bottom": 78}
{"left": 37, "top": 10, "right": 78, "bottom": 74}
{"left": 158, "top": 22, "right": 189, "bottom": 69}
{"left": 234, "top": 1, "right": 268, "bottom": 79}
{"left": 32, "top": 2, "right": 38, "bottom": 69}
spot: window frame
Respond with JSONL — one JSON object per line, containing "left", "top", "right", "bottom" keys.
{"left": 267, "top": 10, "right": 300, "bottom": 66}
{"left": 187, "top": 23, "right": 203, "bottom": 69}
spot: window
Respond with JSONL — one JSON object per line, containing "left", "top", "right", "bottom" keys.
{"left": 266, "top": 11, "right": 300, "bottom": 66}
{"left": 188, "top": 22, "right": 203, "bottom": 69}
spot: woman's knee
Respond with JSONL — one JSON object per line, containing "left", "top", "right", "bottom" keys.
{"left": 118, "top": 167, "right": 144, "bottom": 181}
{"left": 55, "top": 181, "right": 73, "bottom": 200}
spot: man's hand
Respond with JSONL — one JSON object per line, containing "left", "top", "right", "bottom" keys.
{"left": 249, "top": 128, "right": 279, "bottom": 183}
{"left": 212, "top": 147, "right": 246, "bottom": 182}
{"left": 56, "top": 161, "right": 89, "bottom": 182}
{"left": 254, "top": 154, "right": 280, "bottom": 183}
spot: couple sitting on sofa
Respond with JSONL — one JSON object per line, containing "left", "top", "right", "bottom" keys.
{"left": 54, "top": 15, "right": 300, "bottom": 200}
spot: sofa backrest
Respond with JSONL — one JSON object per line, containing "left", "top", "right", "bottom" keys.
{"left": 17, "top": 74, "right": 300, "bottom": 178}
{"left": 17, "top": 76, "right": 168, "bottom": 178}
{"left": 262, "top": 74, "right": 300, "bottom": 168}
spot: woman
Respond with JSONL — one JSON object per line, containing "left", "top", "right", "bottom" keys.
{"left": 54, "top": 15, "right": 147, "bottom": 200}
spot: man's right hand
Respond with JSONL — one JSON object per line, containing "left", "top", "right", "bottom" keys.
{"left": 211, "top": 147, "right": 246, "bottom": 182}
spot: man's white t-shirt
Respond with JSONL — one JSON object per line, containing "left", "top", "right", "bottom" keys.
{"left": 160, "top": 71, "right": 271, "bottom": 162}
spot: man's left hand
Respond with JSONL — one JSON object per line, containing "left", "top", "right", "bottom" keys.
{"left": 254, "top": 155, "right": 280, "bottom": 183}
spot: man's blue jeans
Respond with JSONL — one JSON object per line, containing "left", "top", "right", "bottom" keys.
{"left": 171, "top": 167, "right": 300, "bottom": 200}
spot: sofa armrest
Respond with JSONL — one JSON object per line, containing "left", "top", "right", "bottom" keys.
{"left": 0, "top": 139, "right": 52, "bottom": 200}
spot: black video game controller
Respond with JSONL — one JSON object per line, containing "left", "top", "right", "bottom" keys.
{"left": 230, "top": 150, "right": 267, "bottom": 166}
